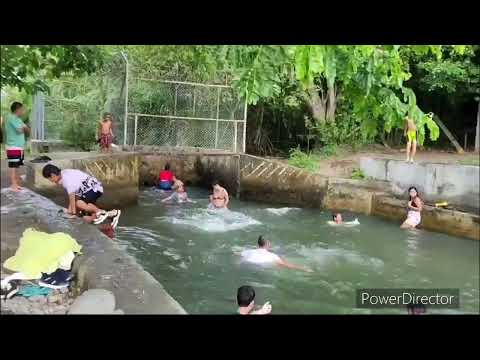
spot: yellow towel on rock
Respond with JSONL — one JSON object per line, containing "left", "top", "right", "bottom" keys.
{"left": 3, "top": 228, "right": 82, "bottom": 279}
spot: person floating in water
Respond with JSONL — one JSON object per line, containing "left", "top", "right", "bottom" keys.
{"left": 161, "top": 180, "right": 194, "bottom": 204}
{"left": 328, "top": 212, "right": 360, "bottom": 226}
{"left": 208, "top": 180, "right": 229, "bottom": 209}
{"left": 236, "top": 285, "right": 272, "bottom": 315}
{"left": 97, "top": 113, "right": 114, "bottom": 153}
{"left": 400, "top": 186, "right": 423, "bottom": 229}
{"left": 332, "top": 213, "right": 343, "bottom": 224}
{"left": 404, "top": 115, "right": 418, "bottom": 163}
{"left": 157, "top": 163, "right": 176, "bottom": 191}
{"left": 240, "top": 236, "right": 313, "bottom": 272}
{"left": 42, "top": 164, "right": 121, "bottom": 228}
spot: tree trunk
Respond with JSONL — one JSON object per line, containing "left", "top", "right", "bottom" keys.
{"left": 326, "top": 85, "right": 336, "bottom": 122}
{"left": 475, "top": 100, "right": 479, "bottom": 152}
{"left": 305, "top": 87, "right": 327, "bottom": 124}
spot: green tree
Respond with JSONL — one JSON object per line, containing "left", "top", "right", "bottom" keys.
{"left": 1, "top": 45, "right": 104, "bottom": 94}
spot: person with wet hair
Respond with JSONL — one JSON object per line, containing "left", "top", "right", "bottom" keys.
{"left": 400, "top": 186, "right": 423, "bottom": 229}
{"left": 240, "top": 235, "right": 313, "bottom": 272}
{"left": 209, "top": 180, "right": 229, "bottom": 209}
{"left": 236, "top": 285, "right": 272, "bottom": 315}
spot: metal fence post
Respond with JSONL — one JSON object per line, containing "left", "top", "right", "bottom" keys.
{"left": 215, "top": 87, "right": 221, "bottom": 149}
{"left": 243, "top": 92, "right": 248, "bottom": 153}
{"left": 121, "top": 52, "right": 129, "bottom": 146}
{"left": 134, "top": 115, "right": 138, "bottom": 146}
{"left": 234, "top": 121, "right": 238, "bottom": 153}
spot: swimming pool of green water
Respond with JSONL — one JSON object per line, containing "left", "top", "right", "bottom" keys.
{"left": 115, "top": 187, "right": 479, "bottom": 314}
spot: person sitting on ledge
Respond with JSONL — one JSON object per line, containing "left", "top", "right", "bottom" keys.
{"left": 400, "top": 186, "right": 423, "bottom": 229}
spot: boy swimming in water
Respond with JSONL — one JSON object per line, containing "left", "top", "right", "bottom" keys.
{"left": 240, "top": 236, "right": 312, "bottom": 272}
{"left": 404, "top": 116, "right": 418, "bottom": 163}
{"left": 236, "top": 285, "right": 272, "bottom": 315}
{"left": 161, "top": 180, "right": 194, "bottom": 204}
{"left": 209, "top": 180, "right": 229, "bottom": 209}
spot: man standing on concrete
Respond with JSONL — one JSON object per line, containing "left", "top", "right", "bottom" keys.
{"left": 5, "top": 102, "right": 29, "bottom": 191}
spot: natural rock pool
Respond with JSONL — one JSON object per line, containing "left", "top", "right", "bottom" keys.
{"left": 115, "top": 187, "right": 479, "bottom": 314}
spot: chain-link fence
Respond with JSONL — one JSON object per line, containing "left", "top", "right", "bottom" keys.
{"left": 32, "top": 52, "right": 246, "bottom": 153}
{"left": 32, "top": 53, "right": 126, "bottom": 147}
{"left": 125, "top": 76, "right": 247, "bottom": 152}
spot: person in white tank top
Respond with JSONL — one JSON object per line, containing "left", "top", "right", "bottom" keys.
{"left": 240, "top": 236, "right": 313, "bottom": 272}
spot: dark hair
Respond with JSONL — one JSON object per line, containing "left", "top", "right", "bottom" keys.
{"left": 407, "top": 302, "right": 426, "bottom": 314}
{"left": 258, "top": 235, "right": 267, "bottom": 247}
{"left": 408, "top": 186, "right": 420, "bottom": 201}
{"left": 42, "top": 164, "right": 61, "bottom": 178}
{"left": 212, "top": 180, "right": 220, "bottom": 187}
{"left": 237, "top": 285, "right": 255, "bottom": 307}
{"left": 332, "top": 213, "right": 339, "bottom": 221}
{"left": 164, "top": 163, "right": 170, "bottom": 171}
{"left": 103, "top": 112, "right": 113, "bottom": 120}
{"left": 11, "top": 102, "right": 23, "bottom": 113}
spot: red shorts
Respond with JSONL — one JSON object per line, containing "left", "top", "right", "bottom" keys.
{"left": 100, "top": 133, "right": 113, "bottom": 149}
{"left": 6, "top": 149, "right": 24, "bottom": 168}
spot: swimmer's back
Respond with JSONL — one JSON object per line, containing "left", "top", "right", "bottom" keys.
{"left": 241, "top": 248, "right": 281, "bottom": 264}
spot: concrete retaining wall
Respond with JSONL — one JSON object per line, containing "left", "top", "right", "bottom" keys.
{"left": 360, "top": 157, "right": 480, "bottom": 212}
{"left": 138, "top": 150, "right": 240, "bottom": 196}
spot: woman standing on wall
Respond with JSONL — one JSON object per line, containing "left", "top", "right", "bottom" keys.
{"left": 400, "top": 186, "right": 423, "bottom": 229}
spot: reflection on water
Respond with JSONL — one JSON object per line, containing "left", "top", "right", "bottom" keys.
{"left": 115, "top": 187, "right": 480, "bottom": 314}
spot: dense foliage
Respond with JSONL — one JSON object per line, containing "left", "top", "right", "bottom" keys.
{"left": 2, "top": 45, "right": 478, "bottom": 155}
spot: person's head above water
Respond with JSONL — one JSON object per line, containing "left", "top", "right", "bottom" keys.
{"left": 332, "top": 213, "right": 343, "bottom": 223}
{"left": 42, "top": 164, "right": 62, "bottom": 184}
{"left": 164, "top": 163, "right": 171, "bottom": 171}
{"left": 237, "top": 285, "right": 255, "bottom": 309}
{"left": 407, "top": 302, "right": 426, "bottom": 315}
{"left": 258, "top": 235, "right": 272, "bottom": 250}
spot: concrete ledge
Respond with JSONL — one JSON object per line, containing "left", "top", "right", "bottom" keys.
{"left": 372, "top": 194, "right": 480, "bottom": 241}
{"left": 0, "top": 188, "right": 186, "bottom": 314}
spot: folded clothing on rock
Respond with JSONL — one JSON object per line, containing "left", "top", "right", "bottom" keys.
{"left": 3, "top": 228, "right": 82, "bottom": 279}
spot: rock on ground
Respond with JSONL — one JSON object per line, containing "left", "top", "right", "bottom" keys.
{"left": 68, "top": 289, "right": 116, "bottom": 314}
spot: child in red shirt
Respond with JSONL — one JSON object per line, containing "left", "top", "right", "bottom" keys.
{"left": 157, "top": 163, "right": 176, "bottom": 190}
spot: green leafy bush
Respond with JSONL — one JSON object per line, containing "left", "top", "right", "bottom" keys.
{"left": 288, "top": 147, "right": 320, "bottom": 172}
{"left": 61, "top": 118, "right": 97, "bottom": 151}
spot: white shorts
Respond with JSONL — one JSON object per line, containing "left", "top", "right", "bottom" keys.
{"left": 405, "top": 210, "right": 421, "bottom": 227}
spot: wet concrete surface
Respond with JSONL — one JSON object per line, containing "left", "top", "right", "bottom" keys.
{"left": 1, "top": 159, "right": 186, "bottom": 314}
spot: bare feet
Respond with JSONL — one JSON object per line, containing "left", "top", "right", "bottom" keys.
{"left": 9, "top": 185, "right": 23, "bottom": 192}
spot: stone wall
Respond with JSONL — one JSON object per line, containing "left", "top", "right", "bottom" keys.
{"left": 360, "top": 157, "right": 480, "bottom": 212}
{"left": 138, "top": 150, "right": 241, "bottom": 196}
{"left": 371, "top": 194, "right": 480, "bottom": 240}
